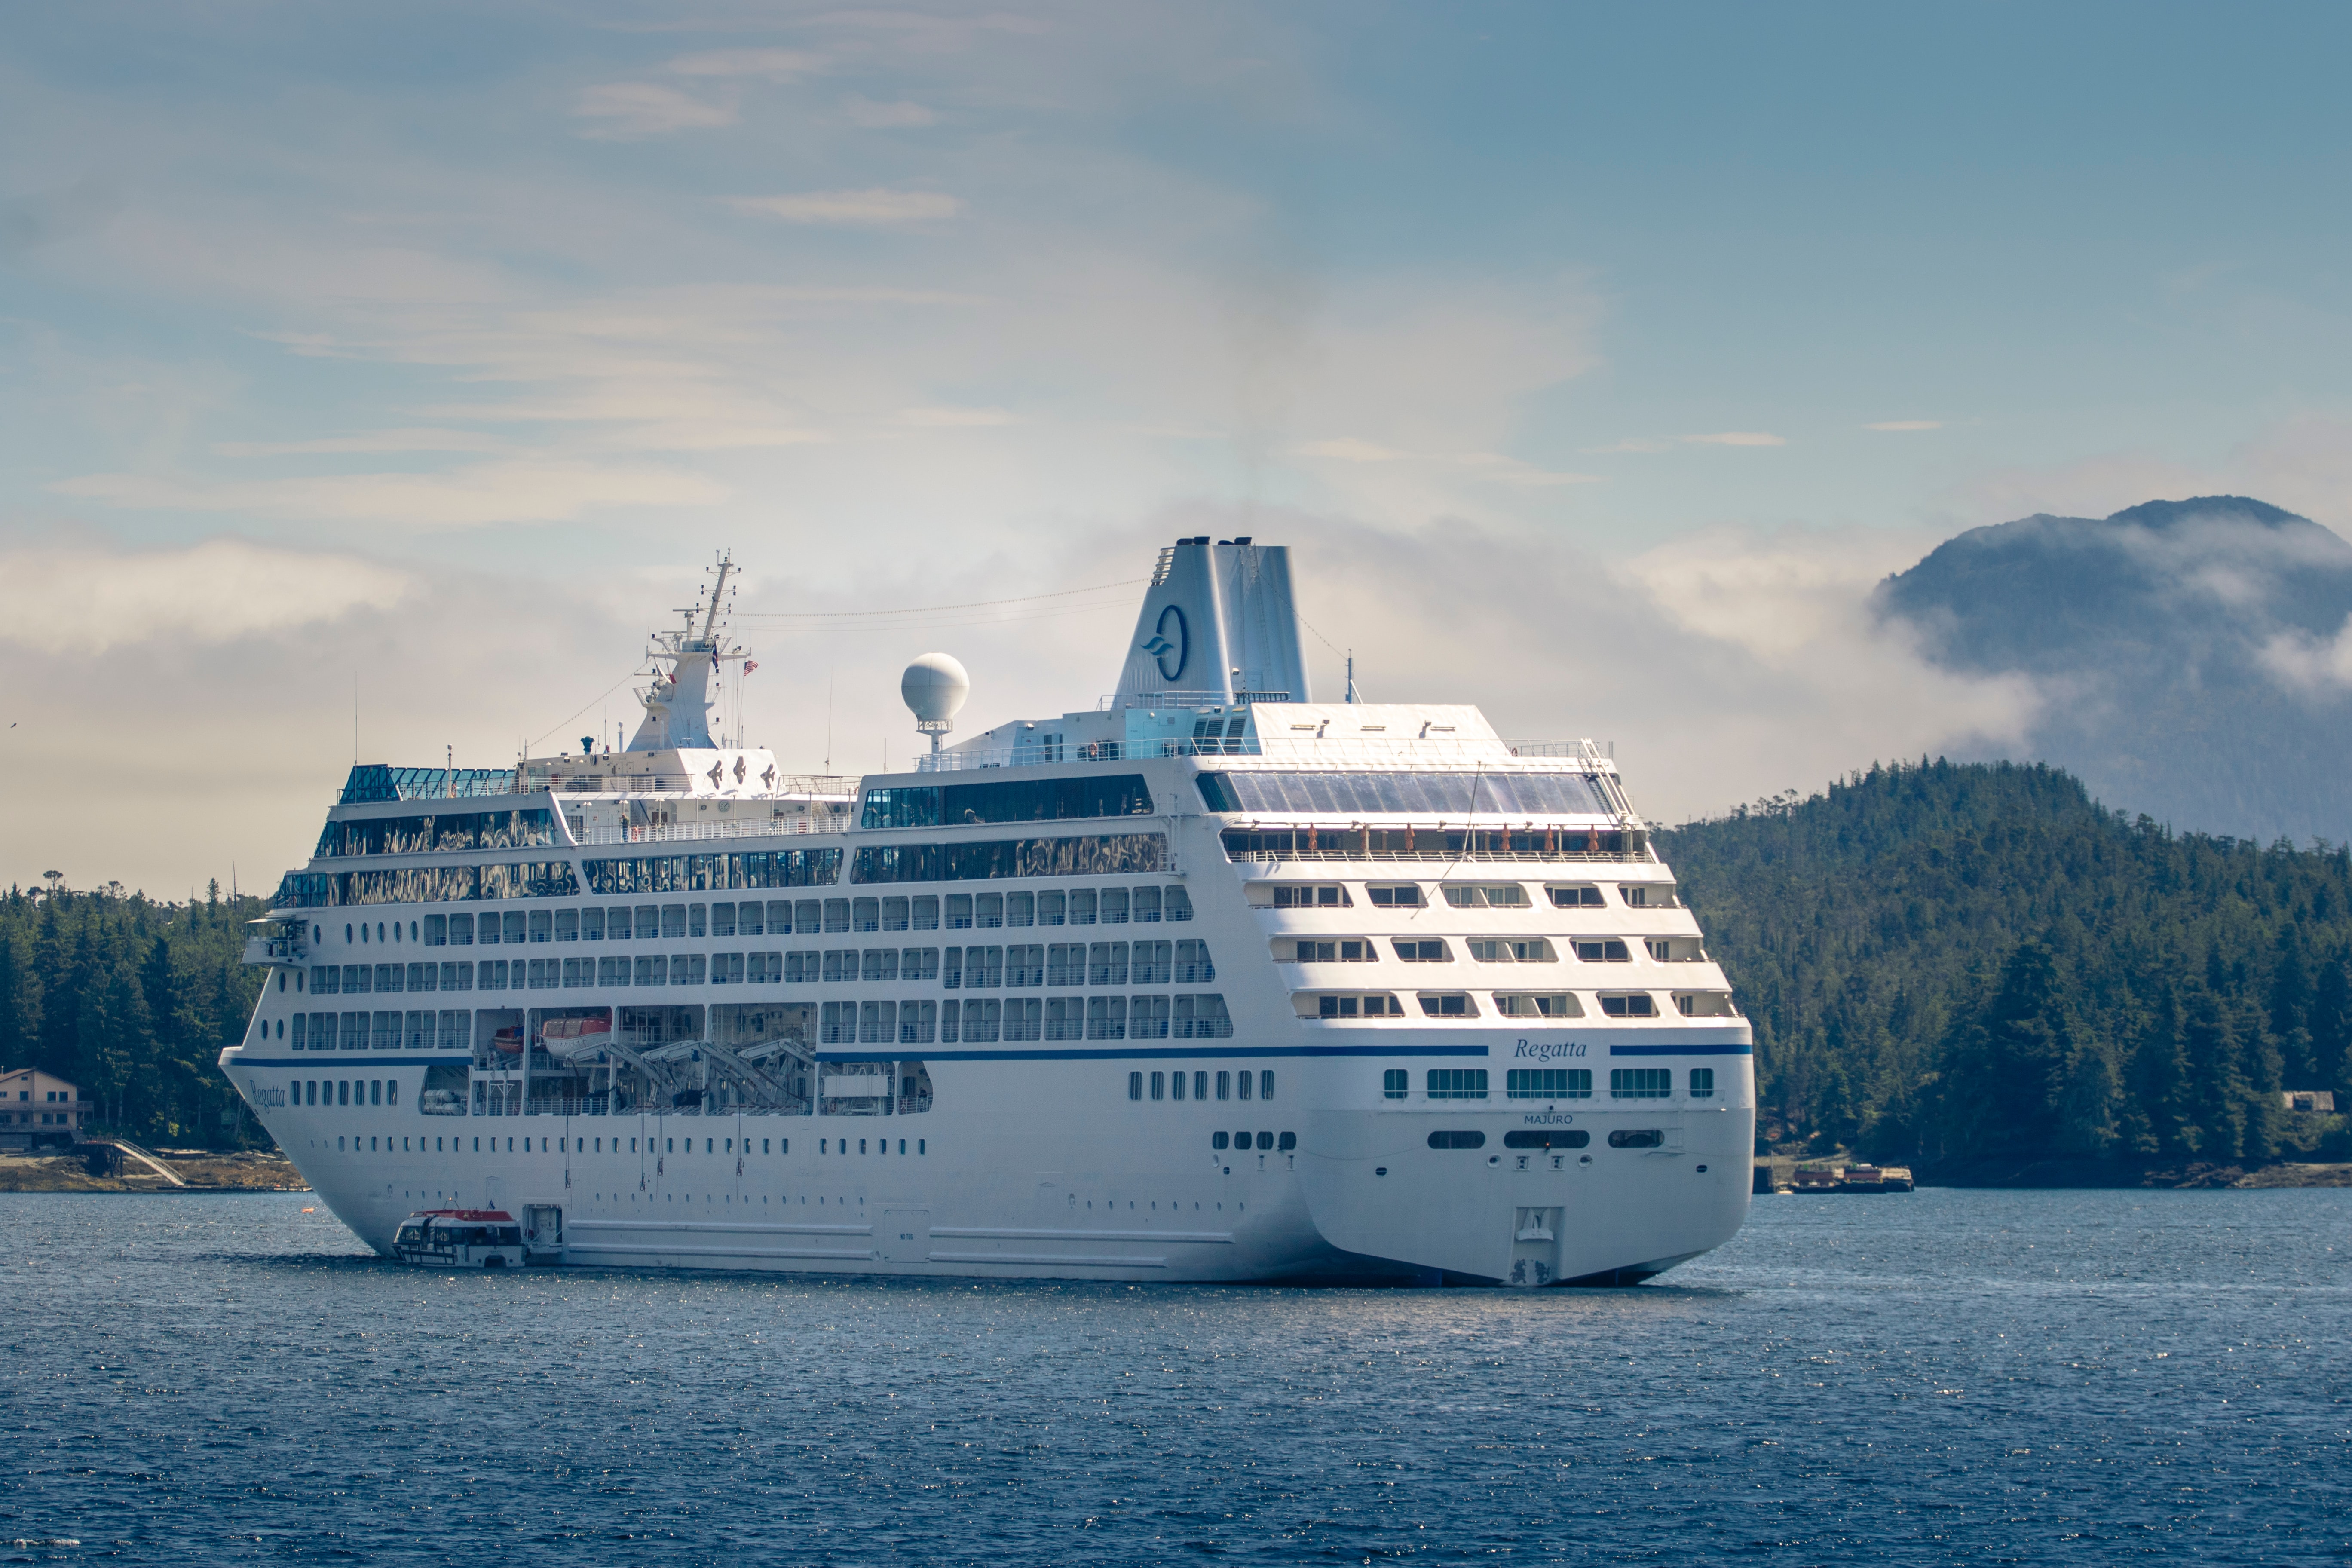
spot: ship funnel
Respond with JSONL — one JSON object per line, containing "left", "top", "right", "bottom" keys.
{"left": 1113, "top": 537, "right": 1309, "bottom": 708}
{"left": 902, "top": 652, "right": 971, "bottom": 754}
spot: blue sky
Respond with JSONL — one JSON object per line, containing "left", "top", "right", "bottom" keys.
{"left": 6, "top": 2, "right": 2351, "bottom": 888}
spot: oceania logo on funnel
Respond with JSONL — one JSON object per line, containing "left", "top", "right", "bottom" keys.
{"left": 1141, "top": 604, "right": 1188, "bottom": 680}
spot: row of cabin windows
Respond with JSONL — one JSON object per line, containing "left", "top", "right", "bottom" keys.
{"left": 289, "top": 1078, "right": 399, "bottom": 1107}
{"left": 1284, "top": 937, "right": 1691, "bottom": 965}
{"left": 1315, "top": 991, "right": 1727, "bottom": 1019}
{"left": 326, "top": 1132, "right": 931, "bottom": 1157}
{"left": 1426, "top": 1128, "right": 1666, "bottom": 1151}
{"left": 1130, "top": 1069, "right": 1277, "bottom": 1102}
{"left": 299, "top": 942, "right": 1216, "bottom": 996}
{"left": 343, "top": 886, "right": 1200, "bottom": 951}
{"left": 944, "top": 940, "right": 1213, "bottom": 987}
{"left": 1262, "top": 883, "right": 1675, "bottom": 910}
{"left": 1212, "top": 1130, "right": 1295, "bottom": 1151}
{"left": 1390, "top": 1067, "right": 1716, "bottom": 1100}
{"left": 828, "top": 994, "right": 1235, "bottom": 1044}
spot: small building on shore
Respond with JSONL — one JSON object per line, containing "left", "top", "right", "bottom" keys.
{"left": 2282, "top": 1090, "right": 2337, "bottom": 1113}
{"left": 0, "top": 1069, "right": 85, "bottom": 1151}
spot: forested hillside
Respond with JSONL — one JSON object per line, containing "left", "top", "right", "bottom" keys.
{"left": 0, "top": 881, "right": 269, "bottom": 1146}
{"left": 1658, "top": 761, "right": 2352, "bottom": 1170}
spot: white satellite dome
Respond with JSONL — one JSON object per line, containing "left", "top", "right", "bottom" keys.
{"left": 901, "top": 652, "right": 971, "bottom": 726}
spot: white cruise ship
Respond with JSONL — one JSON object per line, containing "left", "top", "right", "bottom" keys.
{"left": 223, "top": 540, "right": 1754, "bottom": 1286}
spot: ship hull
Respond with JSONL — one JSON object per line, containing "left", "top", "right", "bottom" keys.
{"left": 230, "top": 1049, "right": 1754, "bottom": 1286}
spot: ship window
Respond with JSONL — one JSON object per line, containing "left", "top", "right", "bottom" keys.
{"left": 711, "top": 903, "right": 735, "bottom": 937}
{"left": 1548, "top": 885, "right": 1607, "bottom": 908}
{"left": 1165, "top": 886, "right": 1193, "bottom": 922}
{"left": 1270, "top": 885, "right": 1348, "bottom": 908}
{"left": 1503, "top": 1129, "right": 1589, "bottom": 1149}
{"left": 823, "top": 899, "right": 851, "bottom": 933}
{"left": 853, "top": 897, "right": 881, "bottom": 932}
{"left": 1170, "top": 1067, "right": 1186, "bottom": 1100}
{"left": 1427, "top": 1068, "right": 1488, "bottom": 1100}
{"left": 1069, "top": 889, "right": 1096, "bottom": 925}
{"left": 1131, "top": 886, "right": 1160, "bottom": 922}
{"left": 1427, "top": 1130, "right": 1485, "bottom": 1150}
{"left": 1418, "top": 993, "right": 1475, "bottom": 1017}
{"left": 688, "top": 904, "right": 707, "bottom": 938}
{"left": 1611, "top": 1069, "right": 1671, "bottom": 1099}
{"left": 1496, "top": 993, "right": 1581, "bottom": 1018}
{"left": 1608, "top": 1129, "right": 1664, "bottom": 1148}
{"left": 884, "top": 895, "right": 911, "bottom": 931}
{"left": 1099, "top": 888, "right": 1127, "bottom": 925}
{"left": 1573, "top": 938, "right": 1632, "bottom": 962}
{"left": 1443, "top": 884, "right": 1528, "bottom": 908}
{"left": 975, "top": 892, "right": 1003, "bottom": 928}
{"left": 1508, "top": 1068, "right": 1591, "bottom": 1099}
{"left": 346, "top": 924, "right": 354, "bottom": 943}
{"left": 1383, "top": 1069, "right": 1408, "bottom": 1099}
{"left": 1237, "top": 1068, "right": 1253, "bottom": 1101}
{"left": 580, "top": 908, "right": 604, "bottom": 940}
{"left": 1037, "top": 891, "right": 1065, "bottom": 926}
{"left": 911, "top": 895, "right": 939, "bottom": 930}
{"left": 1289, "top": 938, "right": 1372, "bottom": 962}
{"left": 1392, "top": 939, "right": 1448, "bottom": 963}
{"left": 1214, "top": 1070, "right": 1230, "bottom": 1100}
{"left": 1151, "top": 1072, "right": 1165, "bottom": 1101}
{"left": 1691, "top": 1069, "right": 1716, "bottom": 1097}
{"left": 1278, "top": 1131, "right": 1296, "bottom": 1150}
{"left": 1129, "top": 1071, "right": 1142, "bottom": 1101}
{"left": 1367, "top": 885, "right": 1421, "bottom": 908}
{"left": 1213, "top": 1131, "right": 1229, "bottom": 1150}
{"left": 1600, "top": 993, "right": 1657, "bottom": 1017}
{"left": 946, "top": 894, "right": 973, "bottom": 930}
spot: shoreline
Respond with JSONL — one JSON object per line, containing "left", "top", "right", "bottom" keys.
{"left": 1756, "top": 1153, "right": 2352, "bottom": 1191}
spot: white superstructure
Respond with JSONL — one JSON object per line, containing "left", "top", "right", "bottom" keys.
{"left": 223, "top": 540, "right": 1754, "bottom": 1286}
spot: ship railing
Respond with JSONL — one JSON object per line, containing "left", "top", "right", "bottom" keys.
{"left": 917, "top": 737, "right": 1264, "bottom": 772}
{"left": 1225, "top": 847, "right": 1654, "bottom": 865}
{"left": 531, "top": 772, "right": 853, "bottom": 798}
{"left": 566, "top": 814, "right": 851, "bottom": 847}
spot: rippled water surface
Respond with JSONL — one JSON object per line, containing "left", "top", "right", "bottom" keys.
{"left": 3, "top": 1187, "right": 2348, "bottom": 1564}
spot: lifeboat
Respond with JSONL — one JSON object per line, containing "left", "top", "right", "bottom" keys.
{"left": 491, "top": 1025, "right": 525, "bottom": 1056}
{"left": 540, "top": 1016, "right": 612, "bottom": 1050}
{"left": 392, "top": 1209, "right": 525, "bottom": 1268}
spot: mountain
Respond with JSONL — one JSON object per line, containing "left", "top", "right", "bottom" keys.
{"left": 1656, "top": 759, "right": 2352, "bottom": 1178}
{"left": 1876, "top": 496, "right": 2352, "bottom": 844}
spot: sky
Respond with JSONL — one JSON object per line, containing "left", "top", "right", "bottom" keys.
{"left": 6, "top": 1, "right": 2352, "bottom": 895}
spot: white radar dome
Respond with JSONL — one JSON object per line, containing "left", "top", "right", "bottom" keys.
{"left": 901, "top": 652, "right": 971, "bottom": 726}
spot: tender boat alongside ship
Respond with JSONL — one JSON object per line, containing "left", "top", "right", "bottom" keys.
{"left": 223, "top": 539, "right": 1756, "bottom": 1286}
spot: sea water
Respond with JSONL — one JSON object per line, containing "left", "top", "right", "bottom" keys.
{"left": 1, "top": 1186, "right": 2346, "bottom": 1564}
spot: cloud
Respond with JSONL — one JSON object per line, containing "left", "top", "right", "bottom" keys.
{"left": 897, "top": 406, "right": 1018, "bottom": 427}
{"left": 842, "top": 96, "right": 941, "bottom": 128}
{"left": 211, "top": 428, "right": 507, "bottom": 457}
{"left": 1682, "top": 431, "right": 1786, "bottom": 447}
{"left": 0, "top": 538, "right": 408, "bottom": 653}
{"left": 573, "top": 82, "right": 738, "bottom": 138}
{"left": 1294, "top": 438, "right": 1595, "bottom": 487}
{"left": 667, "top": 48, "right": 824, "bottom": 80}
{"left": 1583, "top": 438, "right": 1671, "bottom": 454}
{"left": 1865, "top": 420, "right": 1942, "bottom": 432}
{"left": 725, "top": 189, "right": 963, "bottom": 224}
{"left": 0, "top": 177, "right": 125, "bottom": 257}
{"left": 50, "top": 460, "right": 729, "bottom": 528}
{"left": 2259, "top": 616, "right": 2352, "bottom": 692}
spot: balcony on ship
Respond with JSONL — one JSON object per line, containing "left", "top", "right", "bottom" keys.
{"left": 242, "top": 918, "right": 308, "bottom": 969}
